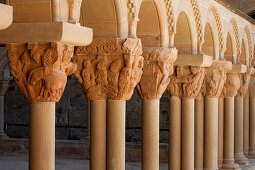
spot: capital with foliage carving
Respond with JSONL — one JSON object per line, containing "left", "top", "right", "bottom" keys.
{"left": 201, "top": 60, "right": 232, "bottom": 98}
{"left": 166, "top": 66, "right": 205, "bottom": 98}
{"left": 136, "top": 47, "right": 177, "bottom": 100}
{"left": 73, "top": 38, "right": 144, "bottom": 100}
{"left": 6, "top": 43, "right": 76, "bottom": 102}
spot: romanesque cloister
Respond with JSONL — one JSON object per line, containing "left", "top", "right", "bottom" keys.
{"left": 1, "top": 0, "right": 255, "bottom": 170}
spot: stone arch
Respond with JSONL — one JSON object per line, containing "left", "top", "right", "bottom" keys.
{"left": 137, "top": 0, "right": 169, "bottom": 47}
{"left": 190, "top": 0, "right": 203, "bottom": 46}
{"left": 209, "top": 6, "right": 224, "bottom": 51}
{"left": 244, "top": 26, "right": 253, "bottom": 65}
{"left": 80, "top": 0, "right": 128, "bottom": 38}
{"left": 202, "top": 23, "right": 216, "bottom": 59}
{"left": 174, "top": 11, "right": 194, "bottom": 54}
{"left": 230, "top": 19, "right": 241, "bottom": 63}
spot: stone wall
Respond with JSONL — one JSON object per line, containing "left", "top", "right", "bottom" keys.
{"left": 0, "top": 48, "right": 170, "bottom": 143}
{"left": 224, "top": 0, "right": 255, "bottom": 15}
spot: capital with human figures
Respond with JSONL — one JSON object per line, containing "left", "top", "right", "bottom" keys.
{"left": 73, "top": 38, "right": 144, "bottom": 100}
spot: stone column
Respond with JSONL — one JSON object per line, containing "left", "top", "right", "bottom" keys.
{"left": 249, "top": 76, "right": 255, "bottom": 158}
{"left": 243, "top": 92, "right": 249, "bottom": 156}
{"left": 194, "top": 96, "right": 204, "bottom": 170}
{"left": 234, "top": 72, "right": 251, "bottom": 165}
{"left": 73, "top": 38, "right": 144, "bottom": 170}
{"left": 222, "top": 72, "right": 242, "bottom": 170}
{"left": 0, "top": 76, "right": 12, "bottom": 140}
{"left": 202, "top": 60, "right": 231, "bottom": 170}
{"left": 218, "top": 97, "right": 224, "bottom": 169}
{"left": 167, "top": 64, "right": 207, "bottom": 170}
{"left": 169, "top": 96, "right": 181, "bottom": 170}
{"left": 5, "top": 43, "right": 78, "bottom": 170}
{"left": 136, "top": 47, "right": 177, "bottom": 170}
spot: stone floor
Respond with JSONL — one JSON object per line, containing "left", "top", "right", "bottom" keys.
{"left": 0, "top": 156, "right": 255, "bottom": 170}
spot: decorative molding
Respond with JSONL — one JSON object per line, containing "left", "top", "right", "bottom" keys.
{"left": 244, "top": 26, "right": 252, "bottom": 64}
{"left": 164, "top": 0, "right": 175, "bottom": 32}
{"left": 6, "top": 43, "right": 76, "bottom": 102}
{"left": 127, "top": 0, "right": 142, "bottom": 38}
{"left": 231, "top": 19, "right": 241, "bottom": 58}
{"left": 73, "top": 38, "right": 143, "bottom": 100}
{"left": 222, "top": 73, "right": 241, "bottom": 98}
{"left": 137, "top": 47, "right": 177, "bottom": 99}
{"left": 166, "top": 66, "right": 205, "bottom": 98}
{"left": 190, "top": 0, "right": 203, "bottom": 42}
{"left": 210, "top": 6, "right": 223, "bottom": 49}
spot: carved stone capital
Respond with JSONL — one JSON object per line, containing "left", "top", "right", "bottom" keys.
{"left": 222, "top": 73, "right": 241, "bottom": 98}
{"left": 73, "top": 38, "right": 143, "bottom": 100}
{"left": 136, "top": 47, "right": 177, "bottom": 100}
{"left": 236, "top": 72, "right": 252, "bottom": 97}
{"left": 6, "top": 43, "right": 76, "bottom": 102}
{"left": 166, "top": 66, "right": 205, "bottom": 99}
{"left": 202, "top": 60, "right": 232, "bottom": 98}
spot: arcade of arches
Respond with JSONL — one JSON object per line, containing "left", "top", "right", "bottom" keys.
{"left": 2, "top": 0, "right": 255, "bottom": 170}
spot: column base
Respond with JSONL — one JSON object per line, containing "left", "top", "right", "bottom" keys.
{"left": 222, "top": 160, "right": 241, "bottom": 170}
{"left": 234, "top": 153, "right": 249, "bottom": 165}
{"left": 218, "top": 160, "right": 223, "bottom": 169}
{"left": 248, "top": 149, "right": 255, "bottom": 158}
{"left": 243, "top": 147, "right": 249, "bottom": 156}
{"left": 0, "top": 132, "right": 8, "bottom": 141}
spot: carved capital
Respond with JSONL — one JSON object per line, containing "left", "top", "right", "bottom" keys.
{"left": 6, "top": 43, "right": 76, "bottom": 102}
{"left": 222, "top": 73, "right": 241, "bottom": 98}
{"left": 203, "top": 60, "right": 232, "bottom": 98}
{"left": 237, "top": 73, "right": 251, "bottom": 97}
{"left": 73, "top": 38, "right": 143, "bottom": 100}
{"left": 136, "top": 47, "right": 177, "bottom": 100}
{"left": 166, "top": 66, "right": 205, "bottom": 98}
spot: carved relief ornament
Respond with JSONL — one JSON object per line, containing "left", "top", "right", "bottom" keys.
{"left": 166, "top": 65, "right": 206, "bottom": 99}
{"left": 136, "top": 47, "right": 177, "bottom": 100}
{"left": 222, "top": 73, "right": 241, "bottom": 98}
{"left": 6, "top": 43, "right": 76, "bottom": 102}
{"left": 73, "top": 38, "right": 144, "bottom": 100}
{"left": 201, "top": 60, "right": 232, "bottom": 98}
{"left": 237, "top": 67, "right": 254, "bottom": 97}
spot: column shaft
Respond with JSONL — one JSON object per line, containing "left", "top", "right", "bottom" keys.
{"left": 204, "top": 97, "right": 218, "bottom": 170}
{"left": 107, "top": 99, "right": 126, "bottom": 170}
{"left": 169, "top": 96, "right": 181, "bottom": 170}
{"left": 195, "top": 98, "right": 204, "bottom": 170}
{"left": 90, "top": 100, "right": 106, "bottom": 170}
{"left": 142, "top": 99, "right": 159, "bottom": 170}
{"left": 222, "top": 97, "right": 240, "bottom": 169}
{"left": 243, "top": 94, "right": 249, "bottom": 156}
{"left": 182, "top": 98, "right": 194, "bottom": 170}
{"left": 29, "top": 102, "right": 55, "bottom": 170}
{"left": 249, "top": 97, "right": 255, "bottom": 158}
{"left": 234, "top": 97, "right": 248, "bottom": 165}
{"left": 218, "top": 98, "right": 224, "bottom": 168}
